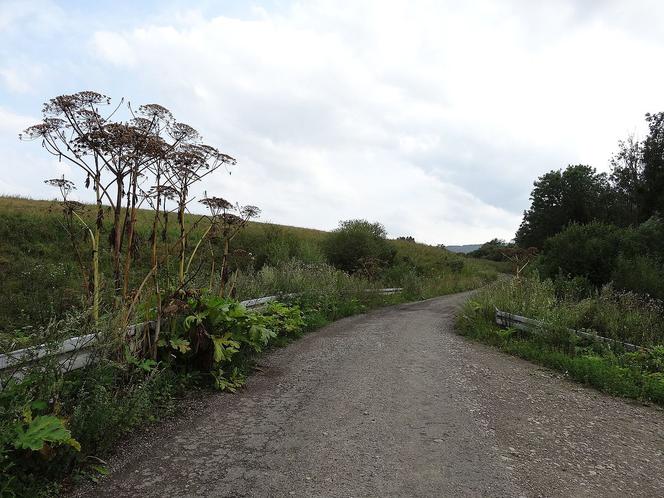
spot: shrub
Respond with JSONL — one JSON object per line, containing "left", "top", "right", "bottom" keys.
{"left": 611, "top": 254, "right": 664, "bottom": 299}
{"left": 539, "top": 222, "right": 625, "bottom": 286}
{"left": 323, "top": 220, "right": 396, "bottom": 274}
{"left": 157, "top": 294, "right": 306, "bottom": 390}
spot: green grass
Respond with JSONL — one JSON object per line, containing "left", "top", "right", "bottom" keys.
{"left": 457, "top": 276, "right": 664, "bottom": 405}
{"left": 0, "top": 195, "right": 498, "bottom": 339}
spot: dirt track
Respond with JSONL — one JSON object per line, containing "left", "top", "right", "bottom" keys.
{"left": 81, "top": 292, "right": 664, "bottom": 497}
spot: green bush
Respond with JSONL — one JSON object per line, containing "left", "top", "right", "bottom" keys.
{"left": 155, "top": 294, "right": 306, "bottom": 391}
{"left": 539, "top": 222, "right": 625, "bottom": 286}
{"left": 537, "top": 217, "right": 664, "bottom": 299}
{"left": 323, "top": 219, "right": 396, "bottom": 274}
{"left": 611, "top": 254, "right": 664, "bottom": 299}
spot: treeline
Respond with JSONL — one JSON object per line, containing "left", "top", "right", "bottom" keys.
{"left": 516, "top": 112, "right": 664, "bottom": 249}
{"left": 458, "top": 112, "right": 664, "bottom": 406}
{"left": 472, "top": 111, "right": 664, "bottom": 299}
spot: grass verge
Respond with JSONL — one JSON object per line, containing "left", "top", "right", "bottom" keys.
{"left": 457, "top": 276, "right": 664, "bottom": 406}
{"left": 1, "top": 263, "right": 495, "bottom": 497}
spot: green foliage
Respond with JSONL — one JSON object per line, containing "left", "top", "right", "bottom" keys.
{"left": 537, "top": 217, "right": 664, "bottom": 299}
{"left": 539, "top": 222, "right": 624, "bottom": 286}
{"left": 516, "top": 164, "right": 615, "bottom": 248}
{"left": 157, "top": 295, "right": 303, "bottom": 390}
{"left": 0, "top": 357, "right": 185, "bottom": 495}
{"left": 124, "top": 349, "right": 159, "bottom": 373}
{"left": 468, "top": 238, "right": 509, "bottom": 261}
{"left": 262, "top": 302, "right": 306, "bottom": 337}
{"left": 641, "top": 112, "right": 664, "bottom": 218}
{"left": 611, "top": 254, "right": 664, "bottom": 299}
{"left": 515, "top": 111, "right": 664, "bottom": 251}
{"left": 458, "top": 275, "right": 664, "bottom": 405}
{"left": 323, "top": 219, "right": 396, "bottom": 274}
{"left": 13, "top": 415, "right": 80, "bottom": 452}
{"left": 212, "top": 367, "right": 246, "bottom": 392}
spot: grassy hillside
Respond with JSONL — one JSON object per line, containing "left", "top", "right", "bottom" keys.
{"left": 0, "top": 195, "right": 500, "bottom": 494}
{"left": 0, "top": 195, "right": 496, "bottom": 335}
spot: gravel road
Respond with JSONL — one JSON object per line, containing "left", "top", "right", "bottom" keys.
{"left": 81, "top": 292, "right": 664, "bottom": 497}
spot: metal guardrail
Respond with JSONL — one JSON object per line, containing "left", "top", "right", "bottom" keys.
{"left": 495, "top": 308, "right": 648, "bottom": 352}
{"left": 0, "top": 288, "right": 403, "bottom": 378}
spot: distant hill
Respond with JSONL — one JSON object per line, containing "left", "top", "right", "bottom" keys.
{"left": 445, "top": 244, "right": 482, "bottom": 254}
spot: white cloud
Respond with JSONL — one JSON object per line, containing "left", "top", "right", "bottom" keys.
{"left": 0, "top": 0, "right": 64, "bottom": 35}
{"left": 0, "top": 107, "right": 63, "bottom": 198}
{"left": 0, "top": 63, "right": 45, "bottom": 94}
{"left": 0, "top": 106, "right": 33, "bottom": 133}
{"left": 91, "top": 31, "right": 138, "bottom": 67}
{"left": 3, "top": 0, "right": 664, "bottom": 244}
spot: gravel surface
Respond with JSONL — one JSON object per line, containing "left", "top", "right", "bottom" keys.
{"left": 77, "top": 292, "right": 664, "bottom": 497}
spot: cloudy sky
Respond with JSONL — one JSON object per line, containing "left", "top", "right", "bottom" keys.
{"left": 1, "top": 0, "right": 663, "bottom": 244}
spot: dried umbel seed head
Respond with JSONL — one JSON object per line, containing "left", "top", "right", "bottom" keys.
{"left": 240, "top": 205, "right": 261, "bottom": 219}
{"left": 200, "top": 196, "right": 234, "bottom": 217}
{"left": 138, "top": 103, "right": 173, "bottom": 121}
{"left": 131, "top": 117, "right": 155, "bottom": 132}
{"left": 72, "top": 91, "right": 111, "bottom": 106}
{"left": 170, "top": 146, "right": 208, "bottom": 170}
{"left": 144, "top": 185, "right": 178, "bottom": 201}
{"left": 45, "top": 177, "right": 76, "bottom": 190}
{"left": 169, "top": 122, "right": 200, "bottom": 142}
{"left": 20, "top": 118, "right": 66, "bottom": 140}
{"left": 42, "top": 91, "right": 111, "bottom": 116}
{"left": 142, "top": 134, "right": 169, "bottom": 160}
{"left": 220, "top": 213, "right": 243, "bottom": 226}
{"left": 45, "top": 176, "right": 76, "bottom": 200}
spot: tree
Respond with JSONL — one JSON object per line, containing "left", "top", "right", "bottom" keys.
{"left": 641, "top": 112, "right": 664, "bottom": 218}
{"left": 608, "top": 113, "right": 664, "bottom": 225}
{"left": 515, "top": 164, "right": 614, "bottom": 248}
{"left": 468, "top": 238, "right": 508, "bottom": 261}
{"left": 324, "top": 219, "right": 395, "bottom": 274}
{"left": 609, "top": 135, "right": 645, "bottom": 226}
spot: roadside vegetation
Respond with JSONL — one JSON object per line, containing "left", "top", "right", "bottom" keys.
{"left": 461, "top": 111, "right": 664, "bottom": 406}
{"left": 0, "top": 91, "right": 497, "bottom": 496}
{"left": 459, "top": 276, "right": 664, "bottom": 405}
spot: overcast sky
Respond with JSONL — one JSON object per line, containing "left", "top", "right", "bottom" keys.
{"left": 1, "top": 0, "right": 663, "bottom": 244}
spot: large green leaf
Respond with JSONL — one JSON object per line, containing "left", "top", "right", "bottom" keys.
{"left": 14, "top": 415, "right": 80, "bottom": 452}
{"left": 212, "top": 334, "right": 240, "bottom": 363}
{"left": 169, "top": 338, "right": 191, "bottom": 354}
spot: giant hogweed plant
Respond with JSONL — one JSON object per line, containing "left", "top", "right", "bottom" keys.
{"left": 22, "top": 91, "right": 265, "bottom": 367}
{"left": 157, "top": 295, "right": 304, "bottom": 390}
{"left": 21, "top": 91, "right": 240, "bottom": 321}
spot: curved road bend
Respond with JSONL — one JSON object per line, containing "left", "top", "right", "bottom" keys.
{"left": 80, "top": 291, "right": 664, "bottom": 497}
